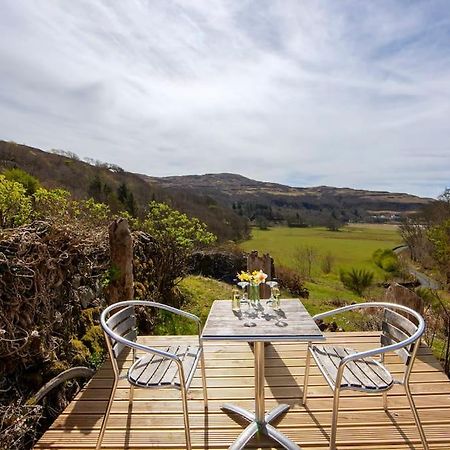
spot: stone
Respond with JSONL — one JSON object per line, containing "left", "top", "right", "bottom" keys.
{"left": 77, "top": 286, "right": 95, "bottom": 308}
{"left": 384, "top": 282, "right": 424, "bottom": 317}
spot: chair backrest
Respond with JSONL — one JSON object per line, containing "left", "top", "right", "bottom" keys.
{"left": 102, "top": 304, "right": 137, "bottom": 360}
{"left": 381, "top": 307, "right": 421, "bottom": 367}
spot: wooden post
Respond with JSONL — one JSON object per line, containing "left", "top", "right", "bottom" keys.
{"left": 247, "top": 251, "right": 274, "bottom": 299}
{"left": 108, "top": 218, "right": 134, "bottom": 305}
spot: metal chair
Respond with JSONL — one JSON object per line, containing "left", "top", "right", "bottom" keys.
{"left": 96, "top": 300, "right": 208, "bottom": 450}
{"left": 302, "top": 302, "right": 428, "bottom": 450}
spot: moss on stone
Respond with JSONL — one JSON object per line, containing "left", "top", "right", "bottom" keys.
{"left": 81, "top": 325, "right": 104, "bottom": 357}
{"left": 81, "top": 307, "right": 100, "bottom": 328}
{"left": 47, "top": 360, "right": 70, "bottom": 377}
{"left": 70, "top": 338, "right": 90, "bottom": 365}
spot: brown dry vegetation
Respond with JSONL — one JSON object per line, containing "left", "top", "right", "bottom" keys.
{"left": 0, "top": 218, "right": 196, "bottom": 449}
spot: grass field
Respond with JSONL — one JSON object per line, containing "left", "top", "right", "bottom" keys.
{"left": 158, "top": 224, "right": 403, "bottom": 334}
{"left": 240, "top": 224, "right": 402, "bottom": 311}
{"left": 155, "top": 275, "right": 232, "bottom": 335}
{"left": 241, "top": 224, "right": 401, "bottom": 272}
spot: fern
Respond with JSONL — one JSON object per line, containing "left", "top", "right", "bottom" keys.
{"left": 339, "top": 268, "right": 374, "bottom": 296}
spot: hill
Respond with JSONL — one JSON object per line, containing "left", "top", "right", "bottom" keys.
{"left": 149, "top": 173, "right": 431, "bottom": 225}
{"left": 1, "top": 140, "right": 432, "bottom": 235}
{"left": 0, "top": 141, "right": 249, "bottom": 241}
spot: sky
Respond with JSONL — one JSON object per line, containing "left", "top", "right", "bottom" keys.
{"left": 0, "top": 1, "right": 449, "bottom": 198}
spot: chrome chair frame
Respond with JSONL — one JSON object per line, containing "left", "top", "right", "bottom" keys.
{"left": 302, "top": 302, "right": 428, "bottom": 450}
{"left": 96, "top": 300, "right": 208, "bottom": 450}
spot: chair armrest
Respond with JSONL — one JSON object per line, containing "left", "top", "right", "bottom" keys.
{"left": 101, "top": 300, "right": 204, "bottom": 358}
{"left": 150, "top": 302, "right": 203, "bottom": 342}
{"left": 313, "top": 302, "right": 424, "bottom": 333}
{"left": 312, "top": 302, "right": 387, "bottom": 321}
{"left": 312, "top": 302, "right": 424, "bottom": 353}
{"left": 102, "top": 324, "right": 181, "bottom": 362}
{"left": 107, "top": 300, "right": 202, "bottom": 333}
{"left": 152, "top": 302, "right": 201, "bottom": 323}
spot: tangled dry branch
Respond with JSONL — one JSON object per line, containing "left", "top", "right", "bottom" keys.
{"left": 0, "top": 221, "right": 109, "bottom": 374}
{"left": 0, "top": 220, "right": 185, "bottom": 449}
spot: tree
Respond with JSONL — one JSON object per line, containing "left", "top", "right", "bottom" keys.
{"left": 255, "top": 215, "right": 269, "bottom": 230}
{"left": 88, "top": 175, "right": 115, "bottom": 205}
{"left": 294, "top": 246, "right": 317, "bottom": 280}
{"left": 325, "top": 211, "right": 346, "bottom": 231}
{"left": 117, "top": 183, "right": 137, "bottom": 216}
{"left": 142, "top": 201, "right": 216, "bottom": 249}
{"left": 399, "top": 218, "right": 432, "bottom": 263}
{"left": 428, "top": 218, "right": 450, "bottom": 284}
{"left": 140, "top": 201, "right": 216, "bottom": 297}
{"left": 88, "top": 175, "right": 103, "bottom": 201}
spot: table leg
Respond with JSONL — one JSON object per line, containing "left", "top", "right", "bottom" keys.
{"left": 221, "top": 342, "right": 301, "bottom": 450}
{"left": 254, "top": 341, "right": 265, "bottom": 424}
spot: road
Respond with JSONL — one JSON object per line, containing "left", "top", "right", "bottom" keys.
{"left": 393, "top": 245, "right": 440, "bottom": 290}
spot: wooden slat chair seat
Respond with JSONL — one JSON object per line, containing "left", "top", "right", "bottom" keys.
{"left": 303, "top": 302, "right": 429, "bottom": 450}
{"left": 310, "top": 345, "right": 393, "bottom": 391}
{"left": 97, "top": 300, "right": 208, "bottom": 450}
{"left": 128, "top": 344, "right": 201, "bottom": 388}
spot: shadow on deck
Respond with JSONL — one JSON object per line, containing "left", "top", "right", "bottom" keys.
{"left": 35, "top": 332, "right": 450, "bottom": 449}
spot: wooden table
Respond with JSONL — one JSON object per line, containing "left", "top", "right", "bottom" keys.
{"left": 202, "top": 299, "right": 324, "bottom": 450}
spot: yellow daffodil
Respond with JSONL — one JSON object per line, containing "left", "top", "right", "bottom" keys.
{"left": 237, "top": 269, "right": 268, "bottom": 284}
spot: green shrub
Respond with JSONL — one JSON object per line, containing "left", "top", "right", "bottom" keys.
{"left": 415, "top": 287, "right": 441, "bottom": 308}
{"left": 381, "top": 256, "right": 398, "bottom": 272}
{"left": 339, "top": 267, "right": 374, "bottom": 296}
{"left": 139, "top": 201, "right": 217, "bottom": 300}
{"left": 0, "top": 175, "right": 32, "bottom": 228}
{"left": 320, "top": 251, "right": 335, "bottom": 274}
{"left": 33, "top": 187, "right": 71, "bottom": 220}
{"left": 373, "top": 248, "right": 400, "bottom": 273}
{"left": 3, "top": 168, "right": 40, "bottom": 195}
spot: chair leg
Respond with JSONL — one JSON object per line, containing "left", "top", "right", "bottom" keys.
{"left": 329, "top": 387, "right": 341, "bottom": 450}
{"left": 181, "top": 384, "right": 192, "bottom": 450}
{"left": 200, "top": 350, "right": 208, "bottom": 410}
{"left": 383, "top": 390, "right": 388, "bottom": 411}
{"left": 96, "top": 377, "right": 118, "bottom": 449}
{"left": 380, "top": 353, "right": 388, "bottom": 412}
{"left": 302, "top": 343, "right": 311, "bottom": 406}
{"left": 404, "top": 383, "right": 429, "bottom": 450}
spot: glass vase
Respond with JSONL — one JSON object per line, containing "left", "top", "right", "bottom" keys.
{"left": 248, "top": 283, "right": 260, "bottom": 306}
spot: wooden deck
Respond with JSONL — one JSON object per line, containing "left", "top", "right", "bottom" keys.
{"left": 35, "top": 332, "right": 450, "bottom": 449}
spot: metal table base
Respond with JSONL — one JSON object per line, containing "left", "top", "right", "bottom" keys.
{"left": 221, "top": 342, "right": 301, "bottom": 450}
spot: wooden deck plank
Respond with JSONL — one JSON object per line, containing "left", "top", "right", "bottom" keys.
{"left": 35, "top": 332, "right": 450, "bottom": 449}
{"left": 52, "top": 407, "right": 450, "bottom": 429}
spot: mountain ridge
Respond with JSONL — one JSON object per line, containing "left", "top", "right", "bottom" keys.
{"left": 1, "top": 140, "right": 432, "bottom": 231}
{"left": 145, "top": 172, "right": 431, "bottom": 223}
{"left": 152, "top": 172, "right": 431, "bottom": 201}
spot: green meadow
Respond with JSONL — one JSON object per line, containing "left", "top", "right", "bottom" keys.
{"left": 240, "top": 224, "right": 402, "bottom": 311}
{"left": 164, "top": 224, "right": 402, "bottom": 333}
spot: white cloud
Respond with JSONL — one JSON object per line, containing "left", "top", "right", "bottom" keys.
{"left": 0, "top": 0, "right": 449, "bottom": 197}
